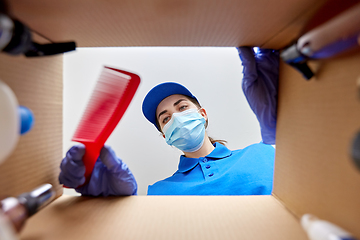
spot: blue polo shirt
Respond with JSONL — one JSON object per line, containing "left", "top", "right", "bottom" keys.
{"left": 147, "top": 142, "right": 275, "bottom": 195}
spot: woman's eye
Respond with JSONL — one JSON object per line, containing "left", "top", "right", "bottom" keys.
{"left": 179, "top": 105, "right": 188, "bottom": 111}
{"left": 163, "top": 116, "right": 170, "bottom": 124}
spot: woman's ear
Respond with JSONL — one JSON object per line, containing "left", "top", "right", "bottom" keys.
{"left": 199, "top": 108, "right": 208, "bottom": 121}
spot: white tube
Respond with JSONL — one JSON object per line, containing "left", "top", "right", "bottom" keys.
{"left": 0, "top": 211, "right": 18, "bottom": 240}
{"left": 0, "top": 14, "right": 14, "bottom": 51}
{"left": 0, "top": 80, "right": 19, "bottom": 164}
{"left": 301, "top": 214, "right": 358, "bottom": 240}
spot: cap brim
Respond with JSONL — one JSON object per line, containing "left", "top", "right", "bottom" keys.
{"left": 142, "top": 82, "right": 198, "bottom": 129}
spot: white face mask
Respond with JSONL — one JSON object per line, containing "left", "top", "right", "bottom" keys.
{"left": 163, "top": 109, "right": 206, "bottom": 152}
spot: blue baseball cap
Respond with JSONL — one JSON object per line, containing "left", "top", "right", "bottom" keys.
{"left": 142, "top": 82, "right": 199, "bottom": 130}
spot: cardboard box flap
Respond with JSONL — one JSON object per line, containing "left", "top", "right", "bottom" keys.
{"left": 0, "top": 55, "right": 63, "bottom": 198}
{"left": 20, "top": 195, "right": 308, "bottom": 240}
{"left": 10, "top": 0, "right": 326, "bottom": 48}
{"left": 274, "top": 50, "right": 360, "bottom": 237}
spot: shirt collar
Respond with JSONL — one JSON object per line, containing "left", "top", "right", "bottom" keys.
{"left": 178, "top": 142, "right": 232, "bottom": 173}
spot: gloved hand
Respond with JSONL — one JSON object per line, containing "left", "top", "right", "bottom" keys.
{"left": 237, "top": 47, "right": 279, "bottom": 145}
{"left": 59, "top": 144, "right": 137, "bottom": 196}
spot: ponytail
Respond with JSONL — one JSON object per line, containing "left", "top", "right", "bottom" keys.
{"left": 208, "top": 136, "right": 227, "bottom": 146}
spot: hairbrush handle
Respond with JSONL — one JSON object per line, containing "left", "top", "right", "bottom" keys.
{"left": 81, "top": 142, "right": 102, "bottom": 185}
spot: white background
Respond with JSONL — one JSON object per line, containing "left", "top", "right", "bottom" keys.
{"left": 63, "top": 47, "right": 262, "bottom": 195}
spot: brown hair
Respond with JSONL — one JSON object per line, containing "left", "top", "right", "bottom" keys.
{"left": 156, "top": 95, "right": 227, "bottom": 146}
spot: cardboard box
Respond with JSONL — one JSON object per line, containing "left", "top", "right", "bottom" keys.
{"left": 0, "top": 0, "right": 359, "bottom": 239}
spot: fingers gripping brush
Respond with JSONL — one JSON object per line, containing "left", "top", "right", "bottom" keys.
{"left": 67, "top": 67, "right": 140, "bottom": 188}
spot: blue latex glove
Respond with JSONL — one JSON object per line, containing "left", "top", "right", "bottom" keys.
{"left": 59, "top": 144, "right": 137, "bottom": 196}
{"left": 237, "top": 47, "right": 279, "bottom": 145}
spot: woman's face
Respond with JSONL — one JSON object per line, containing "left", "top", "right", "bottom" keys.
{"left": 156, "top": 94, "right": 206, "bottom": 132}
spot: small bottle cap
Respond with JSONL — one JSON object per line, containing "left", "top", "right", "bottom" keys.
{"left": 18, "top": 106, "right": 34, "bottom": 135}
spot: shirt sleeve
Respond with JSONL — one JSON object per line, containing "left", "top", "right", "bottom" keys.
{"left": 237, "top": 47, "right": 279, "bottom": 145}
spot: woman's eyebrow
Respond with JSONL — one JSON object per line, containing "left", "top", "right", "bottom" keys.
{"left": 158, "top": 109, "right": 167, "bottom": 119}
{"left": 158, "top": 99, "right": 187, "bottom": 119}
{"left": 173, "top": 99, "right": 187, "bottom": 107}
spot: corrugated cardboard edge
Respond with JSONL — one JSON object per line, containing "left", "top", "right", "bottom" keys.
{"left": 272, "top": 192, "right": 300, "bottom": 220}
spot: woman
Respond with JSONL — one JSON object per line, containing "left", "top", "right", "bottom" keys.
{"left": 59, "top": 47, "right": 279, "bottom": 196}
